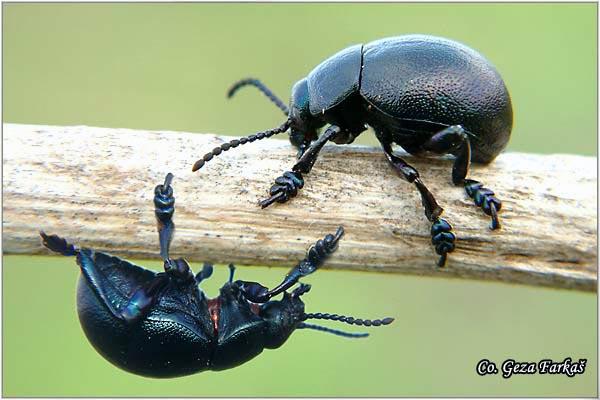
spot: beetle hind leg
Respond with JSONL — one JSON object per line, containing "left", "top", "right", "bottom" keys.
{"left": 423, "top": 125, "right": 503, "bottom": 230}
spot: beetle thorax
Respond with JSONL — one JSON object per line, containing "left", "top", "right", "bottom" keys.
{"left": 289, "top": 78, "right": 323, "bottom": 147}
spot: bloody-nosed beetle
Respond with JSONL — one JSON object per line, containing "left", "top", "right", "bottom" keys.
{"left": 192, "top": 35, "right": 513, "bottom": 267}
{"left": 40, "top": 173, "right": 394, "bottom": 378}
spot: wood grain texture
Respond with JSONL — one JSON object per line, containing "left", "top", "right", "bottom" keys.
{"left": 3, "top": 123, "right": 597, "bottom": 291}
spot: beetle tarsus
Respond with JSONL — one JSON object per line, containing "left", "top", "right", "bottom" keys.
{"left": 304, "top": 226, "right": 344, "bottom": 270}
{"left": 154, "top": 173, "right": 176, "bottom": 260}
{"left": 431, "top": 218, "right": 455, "bottom": 268}
{"left": 260, "top": 126, "right": 341, "bottom": 208}
{"left": 235, "top": 227, "right": 344, "bottom": 303}
{"left": 424, "top": 126, "right": 503, "bottom": 231}
{"left": 464, "top": 179, "right": 502, "bottom": 230}
{"left": 259, "top": 171, "right": 304, "bottom": 208}
{"left": 40, "top": 231, "right": 78, "bottom": 256}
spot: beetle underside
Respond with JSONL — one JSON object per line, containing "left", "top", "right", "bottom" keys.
{"left": 40, "top": 173, "right": 394, "bottom": 378}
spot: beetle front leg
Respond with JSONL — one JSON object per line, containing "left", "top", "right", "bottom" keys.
{"left": 258, "top": 125, "right": 342, "bottom": 208}
{"left": 382, "top": 144, "right": 455, "bottom": 267}
{"left": 423, "top": 125, "right": 502, "bottom": 230}
{"left": 118, "top": 274, "right": 170, "bottom": 323}
{"left": 234, "top": 227, "right": 344, "bottom": 302}
{"left": 114, "top": 173, "right": 179, "bottom": 323}
{"left": 154, "top": 173, "right": 175, "bottom": 260}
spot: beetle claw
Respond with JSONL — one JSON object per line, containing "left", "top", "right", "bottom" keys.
{"left": 258, "top": 192, "right": 285, "bottom": 209}
{"left": 489, "top": 202, "right": 501, "bottom": 230}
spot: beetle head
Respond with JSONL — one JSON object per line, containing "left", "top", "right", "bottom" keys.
{"left": 289, "top": 78, "right": 324, "bottom": 148}
{"left": 192, "top": 77, "right": 328, "bottom": 173}
{"left": 258, "top": 282, "right": 395, "bottom": 347}
{"left": 259, "top": 285, "right": 308, "bottom": 349}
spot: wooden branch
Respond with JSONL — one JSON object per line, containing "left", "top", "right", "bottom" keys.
{"left": 3, "top": 123, "right": 597, "bottom": 292}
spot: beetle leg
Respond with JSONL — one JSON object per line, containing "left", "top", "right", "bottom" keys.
{"left": 296, "top": 140, "right": 312, "bottom": 159}
{"left": 235, "top": 227, "right": 344, "bottom": 303}
{"left": 259, "top": 125, "right": 341, "bottom": 208}
{"left": 118, "top": 273, "right": 170, "bottom": 323}
{"left": 195, "top": 263, "right": 214, "bottom": 284}
{"left": 228, "top": 263, "right": 235, "bottom": 283}
{"left": 293, "top": 125, "right": 342, "bottom": 173}
{"left": 382, "top": 143, "right": 455, "bottom": 267}
{"left": 154, "top": 173, "right": 175, "bottom": 260}
{"left": 464, "top": 179, "right": 502, "bottom": 230}
{"left": 423, "top": 125, "right": 502, "bottom": 230}
{"left": 40, "top": 231, "right": 78, "bottom": 256}
{"left": 382, "top": 143, "right": 443, "bottom": 220}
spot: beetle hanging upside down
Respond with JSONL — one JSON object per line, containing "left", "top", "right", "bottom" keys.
{"left": 192, "top": 35, "right": 513, "bottom": 267}
{"left": 40, "top": 173, "right": 393, "bottom": 378}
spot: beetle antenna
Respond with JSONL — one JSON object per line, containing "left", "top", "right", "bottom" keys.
{"left": 192, "top": 118, "right": 292, "bottom": 172}
{"left": 301, "top": 312, "right": 394, "bottom": 328}
{"left": 227, "top": 78, "right": 290, "bottom": 115}
{"left": 297, "top": 322, "right": 369, "bottom": 339}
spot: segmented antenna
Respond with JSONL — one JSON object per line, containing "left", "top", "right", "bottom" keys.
{"left": 192, "top": 119, "right": 292, "bottom": 172}
{"left": 301, "top": 312, "right": 394, "bottom": 327}
{"left": 227, "top": 78, "right": 290, "bottom": 115}
{"left": 297, "top": 322, "right": 369, "bottom": 339}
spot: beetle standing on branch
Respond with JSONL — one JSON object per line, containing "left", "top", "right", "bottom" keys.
{"left": 192, "top": 35, "right": 513, "bottom": 267}
{"left": 40, "top": 173, "right": 394, "bottom": 378}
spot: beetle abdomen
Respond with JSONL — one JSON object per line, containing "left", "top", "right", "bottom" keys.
{"left": 360, "top": 35, "right": 512, "bottom": 162}
{"left": 77, "top": 277, "right": 215, "bottom": 378}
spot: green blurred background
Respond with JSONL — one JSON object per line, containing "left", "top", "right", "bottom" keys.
{"left": 3, "top": 3, "right": 597, "bottom": 397}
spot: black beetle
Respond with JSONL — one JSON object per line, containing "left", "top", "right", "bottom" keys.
{"left": 192, "top": 35, "right": 512, "bottom": 267}
{"left": 40, "top": 173, "right": 394, "bottom": 378}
